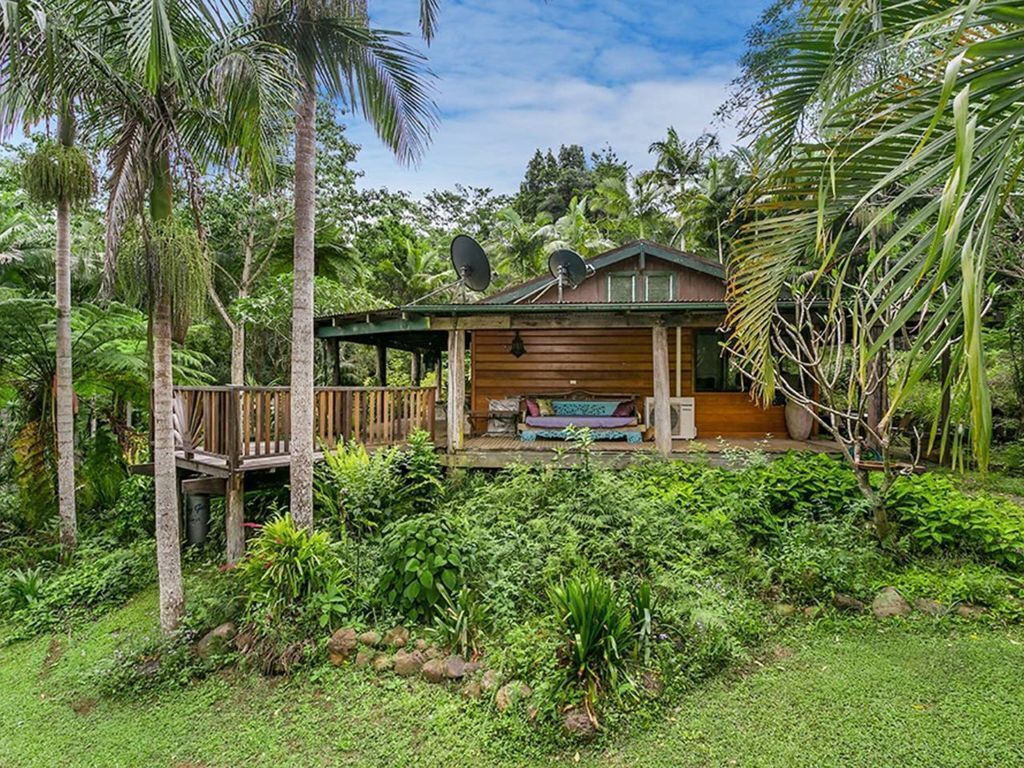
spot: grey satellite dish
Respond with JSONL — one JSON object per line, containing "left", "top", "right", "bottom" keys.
{"left": 548, "top": 249, "right": 588, "bottom": 289}
{"left": 409, "top": 235, "right": 492, "bottom": 304}
{"left": 451, "top": 235, "right": 492, "bottom": 292}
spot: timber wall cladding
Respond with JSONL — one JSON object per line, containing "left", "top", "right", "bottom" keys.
{"left": 470, "top": 328, "right": 786, "bottom": 438}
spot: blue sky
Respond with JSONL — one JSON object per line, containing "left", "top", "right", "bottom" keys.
{"left": 350, "top": 0, "right": 771, "bottom": 197}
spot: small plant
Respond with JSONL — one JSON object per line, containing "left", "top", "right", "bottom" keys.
{"left": 236, "top": 514, "right": 349, "bottom": 628}
{"left": 378, "top": 513, "right": 467, "bottom": 622}
{"left": 432, "top": 585, "right": 487, "bottom": 659}
{"left": 549, "top": 572, "right": 635, "bottom": 719}
{"left": 2, "top": 566, "right": 45, "bottom": 612}
{"left": 629, "top": 581, "right": 656, "bottom": 666}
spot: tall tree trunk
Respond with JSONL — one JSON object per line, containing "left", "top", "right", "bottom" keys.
{"left": 54, "top": 109, "right": 77, "bottom": 559}
{"left": 230, "top": 324, "right": 245, "bottom": 386}
{"left": 289, "top": 83, "right": 317, "bottom": 528}
{"left": 151, "top": 152, "right": 184, "bottom": 633}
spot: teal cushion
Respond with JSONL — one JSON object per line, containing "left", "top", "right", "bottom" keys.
{"left": 551, "top": 400, "right": 619, "bottom": 417}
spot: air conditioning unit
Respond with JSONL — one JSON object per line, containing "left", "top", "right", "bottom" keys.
{"left": 644, "top": 397, "right": 696, "bottom": 440}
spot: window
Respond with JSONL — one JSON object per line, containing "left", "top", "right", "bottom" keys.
{"left": 607, "top": 273, "right": 636, "bottom": 302}
{"left": 694, "top": 331, "right": 745, "bottom": 392}
{"left": 645, "top": 273, "right": 674, "bottom": 302}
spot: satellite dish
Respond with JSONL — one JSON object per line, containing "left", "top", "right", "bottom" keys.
{"left": 451, "top": 235, "right": 492, "bottom": 292}
{"left": 548, "top": 249, "right": 588, "bottom": 289}
{"left": 408, "top": 234, "right": 492, "bottom": 305}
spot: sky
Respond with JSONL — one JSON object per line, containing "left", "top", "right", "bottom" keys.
{"left": 348, "top": 0, "right": 772, "bottom": 197}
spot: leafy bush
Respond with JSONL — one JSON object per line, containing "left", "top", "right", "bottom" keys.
{"left": 236, "top": 514, "right": 350, "bottom": 632}
{"left": 879, "top": 561, "right": 1024, "bottom": 616}
{"left": 1, "top": 565, "right": 46, "bottom": 613}
{"left": 768, "top": 516, "right": 887, "bottom": 602}
{"left": 549, "top": 573, "right": 636, "bottom": 709}
{"left": 315, "top": 430, "right": 443, "bottom": 533}
{"left": 432, "top": 585, "right": 487, "bottom": 659}
{"left": 888, "top": 475, "right": 1024, "bottom": 568}
{"left": 758, "top": 453, "right": 860, "bottom": 522}
{"left": 2, "top": 540, "right": 155, "bottom": 641}
{"left": 94, "top": 632, "right": 227, "bottom": 698}
{"left": 377, "top": 512, "right": 468, "bottom": 622}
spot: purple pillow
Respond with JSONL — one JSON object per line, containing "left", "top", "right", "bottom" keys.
{"left": 612, "top": 399, "right": 635, "bottom": 417}
{"left": 524, "top": 398, "right": 540, "bottom": 417}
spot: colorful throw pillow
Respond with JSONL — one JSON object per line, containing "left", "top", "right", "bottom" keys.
{"left": 536, "top": 398, "right": 555, "bottom": 416}
{"left": 612, "top": 399, "right": 635, "bottom": 417}
{"left": 524, "top": 398, "right": 540, "bottom": 417}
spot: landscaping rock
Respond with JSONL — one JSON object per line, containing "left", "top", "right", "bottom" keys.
{"left": 461, "top": 680, "right": 483, "bottom": 700}
{"left": 871, "top": 587, "right": 911, "bottom": 619}
{"left": 383, "top": 626, "right": 410, "bottom": 648}
{"left": 414, "top": 638, "right": 429, "bottom": 651}
{"left": 495, "top": 681, "right": 532, "bottom": 713}
{"left": 444, "top": 655, "right": 467, "bottom": 680}
{"left": 354, "top": 650, "right": 373, "bottom": 668}
{"left": 194, "top": 622, "right": 236, "bottom": 660}
{"left": 464, "top": 661, "right": 482, "bottom": 676}
{"left": 371, "top": 654, "right": 394, "bottom": 673}
{"left": 957, "top": 603, "right": 986, "bottom": 619}
{"left": 421, "top": 658, "right": 446, "bottom": 683}
{"left": 480, "top": 669, "right": 501, "bottom": 693}
{"left": 775, "top": 603, "right": 797, "bottom": 618}
{"left": 803, "top": 605, "right": 820, "bottom": 619}
{"left": 563, "top": 707, "right": 598, "bottom": 741}
{"left": 327, "top": 627, "right": 359, "bottom": 665}
{"left": 914, "top": 598, "right": 944, "bottom": 616}
{"left": 357, "top": 630, "right": 382, "bottom": 648}
{"left": 833, "top": 593, "right": 866, "bottom": 613}
{"left": 393, "top": 649, "right": 424, "bottom": 677}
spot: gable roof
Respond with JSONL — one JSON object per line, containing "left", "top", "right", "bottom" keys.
{"left": 480, "top": 239, "right": 725, "bottom": 305}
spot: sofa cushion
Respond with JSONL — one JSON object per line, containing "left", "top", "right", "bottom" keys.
{"left": 523, "top": 415, "right": 638, "bottom": 429}
{"left": 551, "top": 399, "right": 620, "bottom": 417}
{"left": 524, "top": 398, "right": 540, "bottom": 417}
{"left": 536, "top": 398, "right": 554, "bottom": 416}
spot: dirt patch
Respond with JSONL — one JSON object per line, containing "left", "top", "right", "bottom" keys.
{"left": 71, "top": 697, "right": 97, "bottom": 716}
{"left": 736, "top": 644, "right": 796, "bottom": 678}
{"left": 39, "top": 637, "right": 64, "bottom": 678}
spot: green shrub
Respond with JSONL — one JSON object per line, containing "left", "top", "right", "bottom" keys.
{"left": 315, "top": 430, "right": 443, "bottom": 534}
{"left": 880, "top": 561, "right": 1024, "bottom": 616}
{"left": 1, "top": 565, "right": 46, "bottom": 613}
{"left": 888, "top": 474, "right": 1024, "bottom": 568}
{"left": 2, "top": 540, "right": 156, "bottom": 641}
{"left": 431, "top": 585, "right": 487, "bottom": 659}
{"left": 93, "top": 632, "right": 227, "bottom": 697}
{"left": 549, "top": 572, "right": 636, "bottom": 709}
{"left": 769, "top": 516, "right": 888, "bottom": 602}
{"left": 236, "top": 514, "right": 350, "bottom": 632}
{"left": 377, "top": 512, "right": 468, "bottom": 622}
{"left": 758, "top": 453, "right": 860, "bottom": 522}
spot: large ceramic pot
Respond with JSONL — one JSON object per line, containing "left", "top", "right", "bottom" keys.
{"left": 784, "top": 399, "right": 814, "bottom": 440}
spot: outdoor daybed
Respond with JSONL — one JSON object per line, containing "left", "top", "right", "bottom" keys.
{"left": 518, "top": 393, "right": 644, "bottom": 443}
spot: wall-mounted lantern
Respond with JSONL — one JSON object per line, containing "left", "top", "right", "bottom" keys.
{"left": 509, "top": 331, "right": 526, "bottom": 358}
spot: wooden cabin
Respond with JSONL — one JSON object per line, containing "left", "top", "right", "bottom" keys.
{"left": 316, "top": 240, "right": 811, "bottom": 463}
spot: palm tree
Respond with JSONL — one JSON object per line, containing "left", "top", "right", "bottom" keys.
{"left": 535, "top": 196, "right": 613, "bottom": 257}
{"left": 253, "top": 2, "right": 437, "bottom": 528}
{"left": 728, "top": 0, "right": 1023, "bottom": 471}
{"left": 592, "top": 173, "right": 672, "bottom": 243}
{"left": 0, "top": 0, "right": 98, "bottom": 559}
{"left": 70, "top": 0, "right": 293, "bottom": 633}
{"left": 487, "top": 207, "right": 548, "bottom": 282}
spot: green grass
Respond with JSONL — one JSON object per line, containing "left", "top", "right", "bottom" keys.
{"left": 1, "top": 592, "right": 1023, "bottom": 767}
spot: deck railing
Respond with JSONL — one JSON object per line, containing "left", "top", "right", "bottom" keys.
{"left": 173, "top": 386, "right": 437, "bottom": 469}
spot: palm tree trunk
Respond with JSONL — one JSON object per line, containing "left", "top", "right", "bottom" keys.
{"left": 151, "top": 152, "right": 184, "bottom": 633}
{"left": 289, "top": 82, "right": 317, "bottom": 528}
{"left": 54, "top": 109, "right": 77, "bottom": 559}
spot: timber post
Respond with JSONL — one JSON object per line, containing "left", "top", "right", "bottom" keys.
{"left": 652, "top": 324, "right": 672, "bottom": 457}
{"left": 224, "top": 387, "right": 244, "bottom": 565}
{"left": 447, "top": 329, "right": 466, "bottom": 453}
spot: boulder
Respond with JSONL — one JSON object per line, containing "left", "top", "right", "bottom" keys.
{"left": 563, "top": 707, "right": 598, "bottom": 741}
{"left": 421, "top": 658, "right": 446, "bottom": 683}
{"left": 464, "top": 661, "right": 482, "bottom": 676}
{"left": 357, "top": 630, "right": 382, "bottom": 648}
{"left": 393, "top": 649, "right": 425, "bottom": 677}
{"left": 383, "top": 626, "right": 410, "bottom": 648}
{"left": 914, "top": 598, "right": 944, "bottom": 616}
{"left": 871, "top": 587, "right": 911, "bottom": 619}
{"left": 480, "top": 669, "right": 501, "bottom": 693}
{"left": 495, "top": 681, "right": 532, "bottom": 713}
{"left": 354, "top": 650, "right": 373, "bottom": 668}
{"left": 194, "top": 622, "right": 237, "bottom": 660}
{"left": 371, "top": 654, "right": 394, "bottom": 673}
{"left": 414, "top": 638, "right": 430, "bottom": 651}
{"left": 444, "top": 655, "right": 467, "bottom": 680}
{"left": 461, "top": 680, "right": 483, "bottom": 700}
{"left": 327, "top": 627, "right": 359, "bottom": 665}
{"left": 833, "top": 593, "right": 866, "bottom": 614}
{"left": 803, "top": 605, "right": 820, "bottom": 619}
{"left": 956, "top": 603, "right": 986, "bottom": 619}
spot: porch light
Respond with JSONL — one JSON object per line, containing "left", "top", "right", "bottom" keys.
{"left": 509, "top": 331, "right": 526, "bottom": 358}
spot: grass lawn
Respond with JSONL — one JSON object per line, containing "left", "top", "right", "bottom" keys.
{"left": 1, "top": 590, "right": 1023, "bottom": 768}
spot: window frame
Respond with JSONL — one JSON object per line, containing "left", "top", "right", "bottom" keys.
{"left": 693, "top": 329, "right": 746, "bottom": 393}
{"left": 606, "top": 271, "right": 637, "bottom": 303}
{"left": 644, "top": 271, "right": 675, "bottom": 302}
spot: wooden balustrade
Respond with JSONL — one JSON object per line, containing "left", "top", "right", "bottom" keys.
{"left": 173, "top": 386, "right": 437, "bottom": 468}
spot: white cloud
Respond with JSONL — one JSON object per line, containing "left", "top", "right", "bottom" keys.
{"left": 345, "top": 0, "right": 768, "bottom": 197}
